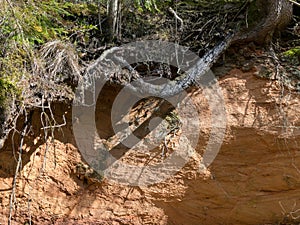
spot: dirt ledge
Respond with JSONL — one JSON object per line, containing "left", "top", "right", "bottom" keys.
{"left": 0, "top": 67, "right": 300, "bottom": 225}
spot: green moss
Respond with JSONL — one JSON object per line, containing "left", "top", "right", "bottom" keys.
{"left": 0, "top": 77, "right": 20, "bottom": 133}
{"left": 284, "top": 47, "right": 300, "bottom": 57}
{"left": 282, "top": 47, "right": 300, "bottom": 66}
{"left": 0, "top": 0, "right": 101, "bottom": 48}
{"left": 0, "top": 78, "right": 19, "bottom": 108}
{"left": 0, "top": 43, "right": 31, "bottom": 81}
{"left": 0, "top": 78, "right": 20, "bottom": 98}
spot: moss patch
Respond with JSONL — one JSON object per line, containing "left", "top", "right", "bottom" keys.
{"left": 0, "top": 78, "right": 20, "bottom": 133}
{"left": 282, "top": 47, "right": 300, "bottom": 65}
{"left": 283, "top": 47, "right": 300, "bottom": 57}
{"left": 0, "top": 78, "right": 18, "bottom": 107}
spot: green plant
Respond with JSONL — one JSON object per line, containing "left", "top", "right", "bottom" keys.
{"left": 284, "top": 47, "right": 300, "bottom": 57}
{"left": 0, "top": 78, "right": 20, "bottom": 121}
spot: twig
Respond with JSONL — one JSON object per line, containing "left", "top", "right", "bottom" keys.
{"left": 5, "top": 0, "right": 33, "bottom": 59}
{"left": 275, "top": 125, "right": 300, "bottom": 128}
{"left": 161, "top": 137, "right": 168, "bottom": 158}
{"left": 168, "top": 7, "right": 184, "bottom": 31}
{"left": 232, "top": 0, "right": 249, "bottom": 22}
{"left": 40, "top": 101, "right": 65, "bottom": 171}
{"left": 288, "top": 0, "right": 300, "bottom": 7}
{"left": 97, "top": 0, "right": 102, "bottom": 34}
{"left": 5, "top": 0, "right": 24, "bottom": 39}
{"left": 41, "top": 114, "right": 66, "bottom": 130}
{"left": 8, "top": 113, "right": 29, "bottom": 225}
{"left": 40, "top": 110, "right": 50, "bottom": 173}
{"left": 291, "top": 208, "right": 300, "bottom": 219}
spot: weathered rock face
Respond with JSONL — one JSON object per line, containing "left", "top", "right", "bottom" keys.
{"left": 0, "top": 67, "right": 299, "bottom": 224}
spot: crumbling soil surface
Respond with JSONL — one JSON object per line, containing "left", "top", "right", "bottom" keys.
{"left": 0, "top": 52, "right": 300, "bottom": 224}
